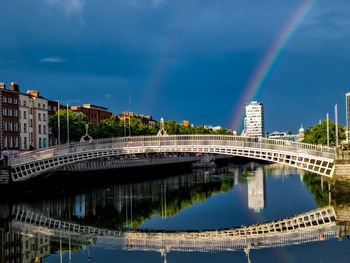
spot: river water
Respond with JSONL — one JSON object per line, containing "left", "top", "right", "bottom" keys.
{"left": 1, "top": 162, "right": 350, "bottom": 263}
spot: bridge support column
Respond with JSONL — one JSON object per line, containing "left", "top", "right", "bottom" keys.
{"left": 333, "top": 150, "right": 350, "bottom": 181}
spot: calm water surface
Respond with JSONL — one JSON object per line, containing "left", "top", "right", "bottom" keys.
{"left": 1, "top": 163, "right": 350, "bottom": 263}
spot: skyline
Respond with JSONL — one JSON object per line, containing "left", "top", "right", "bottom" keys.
{"left": 1, "top": 0, "right": 350, "bottom": 132}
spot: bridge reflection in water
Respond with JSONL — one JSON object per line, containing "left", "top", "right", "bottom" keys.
{"left": 1, "top": 165, "right": 349, "bottom": 263}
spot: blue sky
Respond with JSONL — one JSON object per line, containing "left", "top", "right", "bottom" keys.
{"left": 0, "top": 0, "right": 349, "bottom": 132}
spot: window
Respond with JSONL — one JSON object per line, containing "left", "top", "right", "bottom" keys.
{"left": 3, "top": 121, "right": 7, "bottom": 131}
{"left": 8, "top": 97, "right": 12, "bottom": 103}
{"left": 38, "top": 103, "right": 41, "bottom": 108}
{"left": 39, "top": 138, "right": 42, "bottom": 149}
{"left": 30, "top": 132, "right": 33, "bottom": 142}
{"left": 24, "top": 137, "right": 27, "bottom": 149}
{"left": 3, "top": 108, "right": 7, "bottom": 116}
{"left": 43, "top": 125, "right": 46, "bottom": 134}
{"left": 49, "top": 127, "right": 52, "bottom": 134}
{"left": 8, "top": 108, "right": 12, "bottom": 116}
{"left": 14, "top": 137, "right": 18, "bottom": 148}
{"left": 53, "top": 106, "right": 57, "bottom": 111}
{"left": 2, "top": 96, "right": 6, "bottom": 103}
{"left": 14, "top": 98, "right": 18, "bottom": 104}
{"left": 14, "top": 122, "right": 18, "bottom": 131}
{"left": 30, "top": 119, "right": 33, "bottom": 128}
{"left": 23, "top": 111, "right": 27, "bottom": 119}
{"left": 43, "top": 114, "right": 46, "bottom": 121}
{"left": 48, "top": 105, "right": 52, "bottom": 111}
{"left": 9, "top": 136, "right": 12, "bottom": 148}
{"left": 43, "top": 104, "right": 46, "bottom": 109}
{"left": 14, "top": 109, "right": 18, "bottom": 117}
{"left": 39, "top": 125, "right": 41, "bottom": 134}
{"left": 38, "top": 113, "right": 41, "bottom": 121}
{"left": 23, "top": 100, "right": 26, "bottom": 106}
{"left": 3, "top": 136, "right": 7, "bottom": 147}
{"left": 24, "top": 123, "right": 27, "bottom": 133}
{"left": 8, "top": 122, "right": 12, "bottom": 131}
{"left": 30, "top": 108, "right": 33, "bottom": 115}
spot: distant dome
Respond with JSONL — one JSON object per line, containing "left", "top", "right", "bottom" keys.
{"left": 299, "top": 125, "right": 305, "bottom": 133}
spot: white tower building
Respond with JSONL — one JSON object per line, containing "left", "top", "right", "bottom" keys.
{"left": 244, "top": 101, "right": 264, "bottom": 137}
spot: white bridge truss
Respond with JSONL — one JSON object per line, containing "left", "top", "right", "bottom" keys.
{"left": 12, "top": 206, "right": 337, "bottom": 253}
{"left": 8, "top": 135, "right": 336, "bottom": 182}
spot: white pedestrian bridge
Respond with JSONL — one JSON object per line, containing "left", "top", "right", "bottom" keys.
{"left": 8, "top": 135, "right": 336, "bottom": 182}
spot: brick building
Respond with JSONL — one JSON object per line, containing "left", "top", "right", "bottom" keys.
{"left": 118, "top": 112, "right": 156, "bottom": 127}
{"left": 70, "top": 104, "right": 113, "bottom": 125}
{"left": 0, "top": 83, "right": 20, "bottom": 152}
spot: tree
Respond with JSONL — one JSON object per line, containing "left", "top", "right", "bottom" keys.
{"left": 49, "top": 110, "right": 91, "bottom": 143}
{"left": 303, "top": 120, "right": 346, "bottom": 146}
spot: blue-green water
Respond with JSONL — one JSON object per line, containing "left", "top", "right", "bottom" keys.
{"left": 1, "top": 163, "right": 349, "bottom": 263}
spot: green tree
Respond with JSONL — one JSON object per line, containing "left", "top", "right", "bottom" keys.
{"left": 303, "top": 120, "right": 346, "bottom": 146}
{"left": 49, "top": 110, "right": 91, "bottom": 143}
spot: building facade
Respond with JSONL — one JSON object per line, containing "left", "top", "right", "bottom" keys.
{"left": 19, "top": 91, "right": 49, "bottom": 150}
{"left": 71, "top": 104, "right": 113, "bottom": 125}
{"left": 0, "top": 83, "right": 20, "bottom": 152}
{"left": 244, "top": 101, "right": 264, "bottom": 137}
{"left": 118, "top": 112, "right": 156, "bottom": 127}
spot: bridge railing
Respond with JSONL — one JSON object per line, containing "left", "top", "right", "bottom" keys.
{"left": 8, "top": 135, "right": 336, "bottom": 166}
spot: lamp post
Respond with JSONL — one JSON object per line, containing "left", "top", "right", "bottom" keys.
{"left": 66, "top": 102, "right": 69, "bottom": 144}
{"left": 57, "top": 101, "right": 61, "bottom": 145}
{"left": 327, "top": 113, "right": 329, "bottom": 147}
{"left": 335, "top": 104, "right": 339, "bottom": 147}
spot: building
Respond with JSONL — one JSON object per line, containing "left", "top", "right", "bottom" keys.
{"left": 244, "top": 101, "right": 264, "bottom": 137}
{"left": 268, "top": 131, "right": 298, "bottom": 141}
{"left": 118, "top": 112, "right": 156, "bottom": 127}
{"left": 0, "top": 83, "right": 20, "bottom": 152}
{"left": 182, "top": 120, "right": 189, "bottom": 127}
{"left": 19, "top": 90, "right": 49, "bottom": 150}
{"left": 71, "top": 104, "right": 113, "bottom": 125}
{"left": 298, "top": 124, "right": 305, "bottom": 142}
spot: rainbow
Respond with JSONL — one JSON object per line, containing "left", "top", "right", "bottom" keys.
{"left": 230, "top": 0, "right": 315, "bottom": 131}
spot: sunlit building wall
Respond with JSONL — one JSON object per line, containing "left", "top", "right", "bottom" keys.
{"left": 244, "top": 101, "right": 264, "bottom": 137}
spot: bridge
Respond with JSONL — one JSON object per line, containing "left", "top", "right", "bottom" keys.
{"left": 8, "top": 135, "right": 336, "bottom": 182}
{"left": 10, "top": 205, "right": 337, "bottom": 254}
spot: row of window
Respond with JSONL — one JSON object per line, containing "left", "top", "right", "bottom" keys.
{"left": 21, "top": 100, "right": 47, "bottom": 109}
{"left": 48, "top": 105, "right": 57, "bottom": 111}
{"left": 3, "top": 122, "right": 19, "bottom": 132}
{"left": 3, "top": 108, "right": 18, "bottom": 117}
{"left": 2, "top": 97, "right": 18, "bottom": 104}
{"left": 3, "top": 136, "right": 19, "bottom": 148}
{"left": 21, "top": 111, "right": 47, "bottom": 121}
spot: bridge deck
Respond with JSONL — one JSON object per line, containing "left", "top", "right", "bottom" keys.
{"left": 8, "top": 135, "right": 336, "bottom": 181}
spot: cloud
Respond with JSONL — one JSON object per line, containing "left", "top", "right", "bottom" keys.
{"left": 43, "top": 0, "right": 85, "bottom": 23}
{"left": 39, "top": 56, "right": 67, "bottom": 63}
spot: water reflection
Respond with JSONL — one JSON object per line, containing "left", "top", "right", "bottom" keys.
{"left": 1, "top": 163, "right": 349, "bottom": 263}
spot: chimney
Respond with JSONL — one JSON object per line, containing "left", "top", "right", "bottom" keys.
{"left": 10, "top": 82, "right": 19, "bottom": 92}
{"left": 0, "top": 83, "right": 6, "bottom": 90}
{"left": 27, "top": 90, "right": 39, "bottom": 98}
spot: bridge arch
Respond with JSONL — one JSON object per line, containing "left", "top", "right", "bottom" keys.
{"left": 8, "top": 135, "right": 335, "bottom": 182}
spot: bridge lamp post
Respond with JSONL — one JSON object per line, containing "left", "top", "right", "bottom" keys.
{"left": 335, "top": 104, "right": 339, "bottom": 147}
{"left": 326, "top": 114, "right": 329, "bottom": 146}
{"left": 57, "top": 100, "right": 61, "bottom": 146}
{"left": 67, "top": 102, "right": 70, "bottom": 144}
